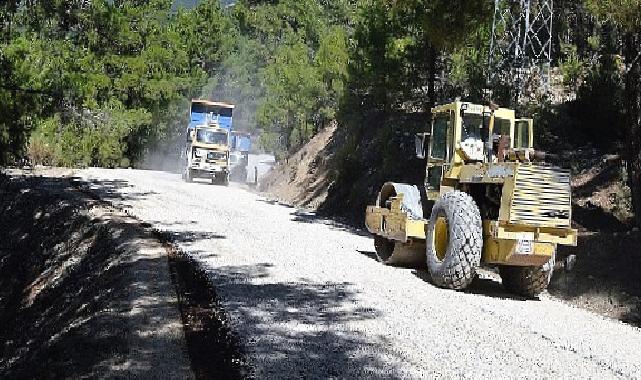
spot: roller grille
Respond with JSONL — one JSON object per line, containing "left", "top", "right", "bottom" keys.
{"left": 509, "top": 164, "right": 572, "bottom": 227}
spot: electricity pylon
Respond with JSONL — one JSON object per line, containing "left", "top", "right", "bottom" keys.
{"left": 488, "top": 0, "right": 553, "bottom": 106}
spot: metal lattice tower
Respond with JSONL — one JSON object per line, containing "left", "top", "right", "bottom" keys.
{"left": 488, "top": 0, "right": 553, "bottom": 105}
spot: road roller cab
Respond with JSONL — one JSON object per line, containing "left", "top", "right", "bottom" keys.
{"left": 365, "top": 101, "right": 577, "bottom": 297}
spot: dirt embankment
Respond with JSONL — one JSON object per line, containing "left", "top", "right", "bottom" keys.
{"left": 260, "top": 115, "right": 426, "bottom": 223}
{"left": 0, "top": 169, "right": 192, "bottom": 378}
{"left": 259, "top": 124, "right": 338, "bottom": 210}
{"left": 551, "top": 154, "right": 641, "bottom": 325}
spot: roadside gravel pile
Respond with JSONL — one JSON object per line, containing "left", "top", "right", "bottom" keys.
{"left": 0, "top": 171, "right": 192, "bottom": 379}
{"left": 81, "top": 168, "right": 641, "bottom": 378}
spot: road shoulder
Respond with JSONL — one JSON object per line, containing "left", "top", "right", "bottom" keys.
{"left": 0, "top": 168, "right": 193, "bottom": 378}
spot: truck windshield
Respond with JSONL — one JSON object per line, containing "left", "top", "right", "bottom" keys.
{"left": 196, "top": 129, "right": 228, "bottom": 145}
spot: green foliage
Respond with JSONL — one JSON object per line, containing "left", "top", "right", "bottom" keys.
{"left": 228, "top": 0, "right": 353, "bottom": 152}
{"left": 0, "top": 0, "right": 220, "bottom": 166}
{"left": 585, "top": 0, "right": 641, "bottom": 226}
{"left": 585, "top": 0, "right": 641, "bottom": 32}
{"left": 259, "top": 39, "right": 323, "bottom": 149}
{"left": 28, "top": 103, "right": 151, "bottom": 167}
{"left": 559, "top": 43, "right": 585, "bottom": 91}
{"left": 1, "top": 0, "right": 637, "bottom": 205}
{"left": 1, "top": 0, "right": 356, "bottom": 163}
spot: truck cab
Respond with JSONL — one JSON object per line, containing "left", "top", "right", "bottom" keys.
{"left": 183, "top": 100, "right": 235, "bottom": 185}
{"left": 229, "top": 131, "right": 251, "bottom": 182}
{"left": 184, "top": 124, "right": 230, "bottom": 185}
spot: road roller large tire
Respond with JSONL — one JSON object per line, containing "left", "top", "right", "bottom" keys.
{"left": 373, "top": 236, "right": 395, "bottom": 263}
{"left": 425, "top": 191, "right": 482, "bottom": 290}
{"left": 499, "top": 253, "right": 555, "bottom": 298}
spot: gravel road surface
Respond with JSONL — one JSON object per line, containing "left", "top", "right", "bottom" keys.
{"left": 79, "top": 168, "right": 641, "bottom": 378}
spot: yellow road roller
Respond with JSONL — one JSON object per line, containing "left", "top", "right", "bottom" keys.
{"left": 365, "top": 101, "right": 577, "bottom": 297}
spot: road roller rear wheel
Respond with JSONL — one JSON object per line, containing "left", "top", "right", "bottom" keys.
{"left": 374, "top": 236, "right": 395, "bottom": 263}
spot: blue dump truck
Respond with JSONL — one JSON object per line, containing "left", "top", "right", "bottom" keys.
{"left": 229, "top": 131, "right": 252, "bottom": 182}
{"left": 182, "top": 99, "right": 235, "bottom": 185}
{"left": 231, "top": 132, "right": 252, "bottom": 153}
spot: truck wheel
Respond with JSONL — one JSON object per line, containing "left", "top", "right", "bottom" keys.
{"left": 425, "top": 191, "right": 482, "bottom": 290}
{"left": 220, "top": 174, "right": 230, "bottom": 186}
{"left": 373, "top": 236, "right": 395, "bottom": 263}
{"left": 213, "top": 174, "right": 229, "bottom": 186}
{"left": 499, "top": 253, "right": 555, "bottom": 298}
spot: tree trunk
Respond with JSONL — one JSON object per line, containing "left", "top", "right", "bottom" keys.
{"left": 285, "top": 109, "right": 293, "bottom": 151}
{"left": 624, "top": 32, "right": 641, "bottom": 227}
{"left": 427, "top": 43, "right": 437, "bottom": 114}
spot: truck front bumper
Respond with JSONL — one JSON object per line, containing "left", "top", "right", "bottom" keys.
{"left": 189, "top": 163, "right": 229, "bottom": 177}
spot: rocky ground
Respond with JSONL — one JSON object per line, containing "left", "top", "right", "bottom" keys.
{"left": 76, "top": 167, "right": 641, "bottom": 378}
{"left": 550, "top": 152, "right": 641, "bottom": 326}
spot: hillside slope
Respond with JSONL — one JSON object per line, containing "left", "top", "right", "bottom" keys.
{"left": 259, "top": 124, "right": 338, "bottom": 210}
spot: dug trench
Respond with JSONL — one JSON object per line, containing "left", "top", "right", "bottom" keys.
{"left": 155, "top": 233, "right": 252, "bottom": 379}
{"left": 0, "top": 169, "right": 248, "bottom": 379}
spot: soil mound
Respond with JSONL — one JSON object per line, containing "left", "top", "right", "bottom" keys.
{"left": 259, "top": 124, "right": 338, "bottom": 210}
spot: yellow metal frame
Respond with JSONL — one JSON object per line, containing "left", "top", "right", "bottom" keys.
{"left": 365, "top": 101, "right": 576, "bottom": 267}
{"left": 365, "top": 203, "right": 576, "bottom": 266}
{"left": 365, "top": 194, "right": 426, "bottom": 243}
{"left": 427, "top": 102, "right": 521, "bottom": 202}
{"left": 483, "top": 239, "right": 555, "bottom": 266}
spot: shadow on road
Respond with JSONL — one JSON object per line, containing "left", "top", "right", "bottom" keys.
{"left": 355, "top": 249, "right": 533, "bottom": 302}
{"left": 201, "top": 262, "right": 407, "bottom": 378}
{"left": 165, "top": 230, "right": 226, "bottom": 243}
{"left": 258, "top": 198, "right": 296, "bottom": 208}
{"left": 74, "top": 177, "right": 157, "bottom": 207}
{"left": 290, "top": 209, "right": 371, "bottom": 237}
{"left": 356, "top": 249, "right": 379, "bottom": 261}
{"left": 552, "top": 231, "right": 641, "bottom": 326}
